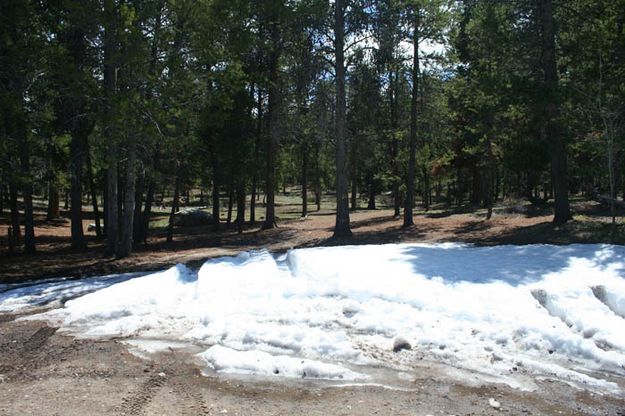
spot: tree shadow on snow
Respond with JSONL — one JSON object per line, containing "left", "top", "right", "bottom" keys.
{"left": 396, "top": 243, "right": 625, "bottom": 287}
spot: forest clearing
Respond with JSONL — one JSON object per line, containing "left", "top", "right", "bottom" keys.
{"left": 2, "top": 195, "right": 625, "bottom": 415}
{"left": 1, "top": 192, "right": 624, "bottom": 282}
{"left": 2, "top": 0, "right": 625, "bottom": 414}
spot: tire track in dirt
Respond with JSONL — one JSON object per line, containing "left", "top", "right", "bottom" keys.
{"left": 169, "top": 373, "right": 211, "bottom": 416}
{"left": 117, "top": 373, "right": 167, "bottom": 416}
{"left": 160, "top": 349, "right": 211, "bottom": 416}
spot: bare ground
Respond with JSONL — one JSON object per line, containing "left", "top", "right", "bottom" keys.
{"left": 1, "top": 317, "right": 624, "bottom": 416}
{"left": 2, "top": 199, "right": 624, "bottom": 283}
{"left": 1, "top": 200, "right": 625, "bottom": 415}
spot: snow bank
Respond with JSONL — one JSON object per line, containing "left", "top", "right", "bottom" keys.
{"left": 0, "top": 272, "right": 142, "bottom": 312}
{"left": 5, "top": 243, "right": 625, "bottom": 391}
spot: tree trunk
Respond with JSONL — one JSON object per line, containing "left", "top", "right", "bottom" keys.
{"left": 85, "top": 138, "right": 102, "bottom": 238}
{"left": 390, "top": 70, "right": 400, "bottom": 218}
{"left": 132, "top": 167, "right": 145, "bottom": 244}
{"left": 470, "top": 167, "right": 481, "bottom": 205}
{"left": 140, "top": 176, "right": 155, "bottom": 243}
{"left": 315, "top": 142, "right": 321, "bottom": 211}
{"left": 236, "top": 184, "right": 245, "bottom": 234}
{"left": 45, "top": 143, "right": 59, "bottom": 220}
{"left": 117, "top": 139, "right": 137, "bottom": 258}
{"left": 22, "top": 177, "right": 36, "bottom": 254}
{"left": 333, "top": 0, "right": 351, "bottom": 238}
{"left": 117, "top": 166, "right": 123, "bottom": 239}
{"left": 166, "top": 172, "right": 180, "bottom": 243}
{"left": 102, "top": 173, "right": 108, "bottom": 238}
{"left": 456, "top": 169, "right": 465, "bottom": 205}
{"left": 301, "top": 143, "right": 308, "bottom": 217}
{"left": 404, "top": 7, "right": 420, "bottom": 227}
{"left": 212, "top": 177, "right": 221, "bottom": 231}
{"left": 47, "top": 182, "right": 60, "bottom": 220}
{"left": 368, "top": 184, "right": 376, "bottom": 209}
{"left": 106, "top": 163, "right": 119, "bottom": 255}
{"left": 484, "top": 140, "right": 495, "bottom": 220}
{"left": 350, "top": 137, "right": 357, "bottom": 211}
{"left": 261, "top": 19, "right": 280, "bottom": 230}
{"left": 69, "top": 131, "right": 86, "bottom": 250}
{"left": 18, "top": 120, "right": 36, "bottom": 254}
{"left": 226, "top": 188, "right": 234, "bottom": 226}
{"left": 9, "top": 184, "right": 20, "bottom": 247}
{"left": 250, "top": 175, "right": 257, "bottom": 225}
{"left": 250, "top": 88, "right": 262, "bottom": 225}
{"left": 104, "top": 0, "right": 118, "bottom": 256}
{"left": 423, "top": 167, "right": 430, "bottom": 210}
{"left": 540, "top": 0, "right": 570, "bottom": 223}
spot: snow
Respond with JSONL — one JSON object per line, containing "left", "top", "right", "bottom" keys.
{"left": 3, "top": 243, "right": 625, "bottom": 391}
{"left": 0, "top": 272, "right": 143, "bottom": 313}
{"left": 200, "top": 345, "right": 364, "bottom": 380}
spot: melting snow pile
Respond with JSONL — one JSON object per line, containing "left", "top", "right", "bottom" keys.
{"left": 0, "top": 273, "right": 142, "bottom": 313}
{"left": 3, "top": 243, "right": 625, "bottom": 391}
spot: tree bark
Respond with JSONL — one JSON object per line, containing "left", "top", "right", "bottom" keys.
{"left": 85, "top": 138, "right": 102, "bottom": 238}
{"left": 484, "top": 138, "right": 495, "bottom": 220}
{"left": 250, "top": 88, "right": 262, "bottom": 225}
{"left": 470, "top": 166, "right": 481, "bottom": 205}
{"left": 315, "top": 141, "right": 321, "bottom": 211}
{"left": 167, "top": 172, "right": 180, "bottom": 243}
{"left": 404, "top": 7, "right": 420, "bottom": 227}
{"left": 539, "top": 0, "right": 570, "bottom": 223}
{"left": 9, "top": 184, "right": 20, "bottom": 248}
{"left": 235, "top": 184, "right": 245, "bottom": 234}
{"left": 212, "top": 177, "right": 221, "bottom": 231}
{"left": 18, "top": 118, "right": 35, "bottom": 254}
{"left": 117, "top": 166, "right": 124, "bottom": 229}
{"left": 226, "top": 188, "right": 234, "bottom": 227}
{"left": 350, "top": 137, "right": 357, "bottom": 211}
{"left": 102, "top": 173, "right": 108, "bottom": 238}
{"left": 423, "top": 166, "right": 430, "bottom": 210}
{"left": 389, "top": 70, "right": 400, "bottom": 218}
{"left": 69, "top": 131, "right": 86, "bottom": 250}
{"left": 140, "top": 176, "right": 155, "bottom": 243}
{"left": 262, "top": 19, "right": 280, "bottom": 230}
{"left": 21, "top": 173, "right": 36, "bottom": 254}
{"left": 333, "top": 0, "right": 351, "bottom": 238}
{"left": 302, "top": 143, "right": 308, "bottom": 217}
{"left": 117, "top": 139, "right": 137, "bottom": 258}
{"left": 132, "top": 167, "right": 145, "bottom": 244}
{"left": 47, "top": 181, "right": 60, "bottom": 220}
{"left": 45, "top": 143, "right": 59, "bottom": 220}
{"left": 104, "top": 0, "right": 119, "bottom": 256}
{"left": 368, "top": 184, "right": 376, "bottom": 209}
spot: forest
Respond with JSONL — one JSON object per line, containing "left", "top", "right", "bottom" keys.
{"left": 1, "top": 0, "right": 624, "bottom": 259}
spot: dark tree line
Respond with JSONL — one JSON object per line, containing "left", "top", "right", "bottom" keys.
{"left": 1, "top": 0, "right": 624, "bottom": 256}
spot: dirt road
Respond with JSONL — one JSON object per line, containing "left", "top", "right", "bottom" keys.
{"left": 1, "top": 315, "right": 624, "bottom": 416}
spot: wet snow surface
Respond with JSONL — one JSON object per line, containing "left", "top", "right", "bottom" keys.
{"left": 3, "top": 243, "right": 625, "bottom": 393}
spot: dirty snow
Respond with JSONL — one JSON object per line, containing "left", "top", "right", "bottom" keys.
{"left": 3, "top": 243, "right": 625, "bottom": 391}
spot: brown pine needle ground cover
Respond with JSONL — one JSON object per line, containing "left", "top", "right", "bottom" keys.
{"left": 1, "top": 196, "right": 624, "bottom": 283}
